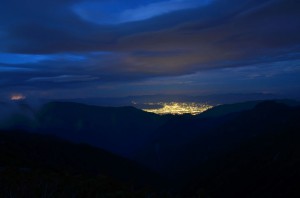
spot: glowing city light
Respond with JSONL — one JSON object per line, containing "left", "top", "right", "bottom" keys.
{"left": 10, "top": 94, "right": 26, "bottom": 101}
{"left": 143, "top": 102, "right": 213, "bottom": 115}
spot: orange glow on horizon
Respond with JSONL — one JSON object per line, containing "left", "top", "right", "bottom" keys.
{"left": 10, "top": 94, "right": 26, "bottom": 101}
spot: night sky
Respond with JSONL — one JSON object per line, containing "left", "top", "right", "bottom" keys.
{"left": 0, "top": 0, "right": 300, "bottom": 100}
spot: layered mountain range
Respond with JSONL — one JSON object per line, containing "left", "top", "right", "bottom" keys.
{"left": 1, "top": 99, "right": 300, "bottom": 197}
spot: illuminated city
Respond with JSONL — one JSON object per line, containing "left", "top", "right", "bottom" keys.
{"left": 142, "top": 102, "right": 213, "bottom": 115}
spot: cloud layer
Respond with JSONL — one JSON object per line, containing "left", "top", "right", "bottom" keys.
{"left": 0, "top": 0, "right": 299, "bottom": 99}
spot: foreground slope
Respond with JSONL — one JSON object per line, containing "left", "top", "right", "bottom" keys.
{"left": 136, "top": 101, "right": 300, "bottom": 197}
{"left": 1, "top": 100, "right": 300, "bottom": 197}
{"left": 0, "top": 130, "right": 163, "bottom": 197}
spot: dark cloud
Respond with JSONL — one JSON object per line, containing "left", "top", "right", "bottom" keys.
{"left": 0, "top": 0, "right": 299, "bottom": 98}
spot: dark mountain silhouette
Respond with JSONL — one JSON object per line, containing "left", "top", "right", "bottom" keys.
{"left": 1, "top": 100, "right": 297, "bottom": 158}
{"left": 1, "top": 100, "right": 300, "bottom": 197}
{"left": 35, "top": 102, "right": 172, "bottom": 157}
{"left": 181, "top": 101, "right": 300, "bottom": 198}
{"left": 0, "top": 130, "right": 163, "bottom": 197}
{"left": 135, "top": 101, "right": 300, "bottom": 197}
{"left": 197, "top": 99, "right": 300, "bottom": 118}
{"left": 0, "top": 102, "right": 37, "bottom": 131}
{"left": 196, "top": 100, "right": 261, "bottom": 118}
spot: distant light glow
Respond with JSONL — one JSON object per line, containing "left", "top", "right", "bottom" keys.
{"left": 10, "top": 94, "right": 26, "bottom": 101}
{"left": 143, "top": 102, "right": 213, "bottom": 115}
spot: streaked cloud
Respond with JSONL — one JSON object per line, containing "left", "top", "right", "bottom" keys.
{"left": 73, "top": 0, "right": 212, "bottom": 24}
{"left": 0, "top": 65, "right": 35, "bottom": 72}
{"left": 0, "top": 0, "right": 299, "bottom": 99}
{"left": 28, "top": 75, "right": 99, "bottom": 83}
